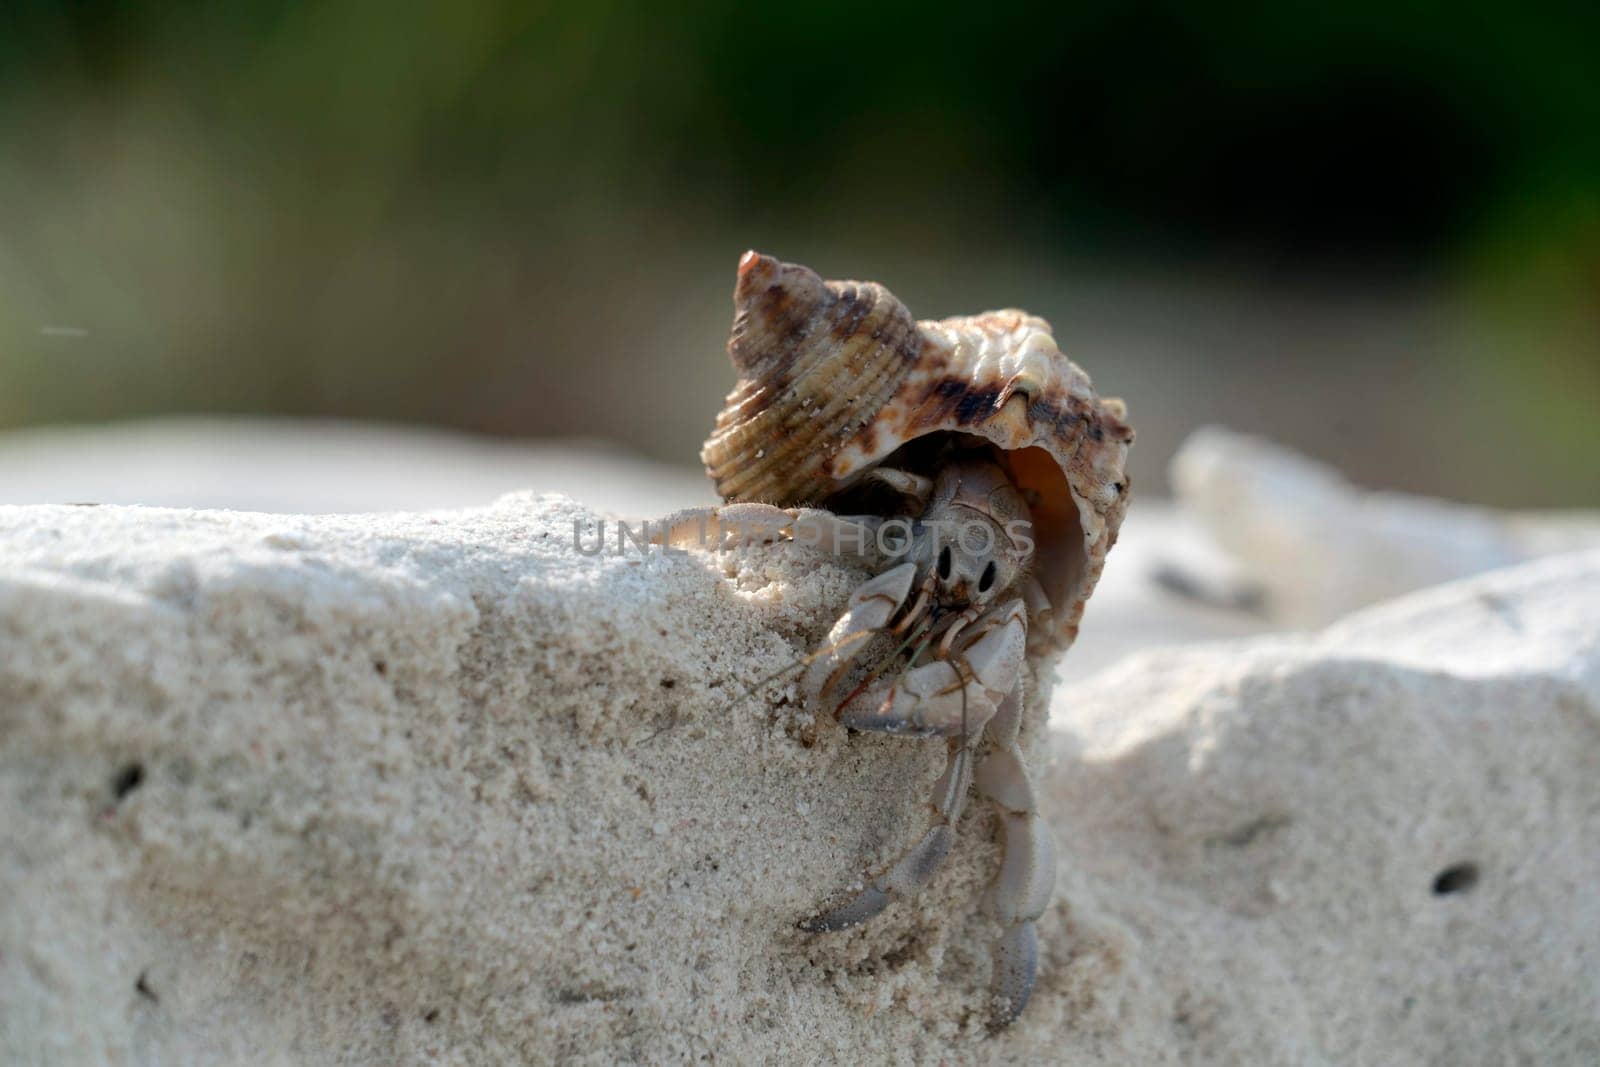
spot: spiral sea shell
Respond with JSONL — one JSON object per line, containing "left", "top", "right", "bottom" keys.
{"left": 702, "top": 251, "right": 1134, "bottom": 653}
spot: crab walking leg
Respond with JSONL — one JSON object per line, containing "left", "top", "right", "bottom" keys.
{"left": 861, "top": 466, "right": 935, "bottom": 510}
{"left": 653, "top": 502, "right": 793, "bottom": 549}
{"left": 800, "top": 562, "right": 918, "bottom": 701}
{"left": 839, "top": 599, "right": 1027, "bottom": 736}
{"left": 1019, "top": 574, "right": 1055, "bottom": 652}
{"left": 974, "top": 682, "right": 1056, "bottom": 1027}
{"left": 652, "top": 504, "right": 886, "bottom": 557}
{"left": 799, "top": 737, "right": 976, "bottom": 932}
{"left": 787, "top": 511, "right": 890, "bottom": 562}
{"left": 803, "top": 603, "right": 1031, "bottom": 937}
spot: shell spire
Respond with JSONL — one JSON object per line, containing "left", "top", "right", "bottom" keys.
{"left": 726, "top": 252, "right": 829, "bottom": 375}
{"left": 702, "top": 253, "right": 924, "bottom": 505}
{"left": 701, "top": 252, "right": 1133, "bottom": 652}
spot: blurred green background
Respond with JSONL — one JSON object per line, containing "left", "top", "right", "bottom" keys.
{"left": 2, "top": 0, "right": 1596, "bottom": 505}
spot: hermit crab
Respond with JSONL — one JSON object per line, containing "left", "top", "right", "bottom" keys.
{"left": 659, "top": 252, "right": 1132, "bottom": 1027}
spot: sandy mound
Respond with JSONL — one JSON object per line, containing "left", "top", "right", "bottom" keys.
{"left": 2, "top": 495, "right": 1596, "bottom": 1064}
{"left": 1172, "top": 426, "right": 1600, "bottom": 624}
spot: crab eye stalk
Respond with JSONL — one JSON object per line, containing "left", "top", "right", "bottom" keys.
{"left": 978, "top": 561, "right": 998, "bottom": 594}
{"left": 937, "top": 545, "right": 953, "bottom": 581}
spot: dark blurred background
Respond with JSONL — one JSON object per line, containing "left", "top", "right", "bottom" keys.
{"left": 2, "top": 1, "right": 1596, "bottom": 505}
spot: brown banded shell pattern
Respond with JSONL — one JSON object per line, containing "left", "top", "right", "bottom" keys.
{"left": 701, "top": 251, "right": 1133, "bottom": 653}
{"left": 703, "top": 252, "right": 925, "bottom": 505}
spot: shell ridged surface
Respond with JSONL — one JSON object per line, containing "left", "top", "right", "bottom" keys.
{"left": 702, "top": 251, "right": 1133, "bottom": 652}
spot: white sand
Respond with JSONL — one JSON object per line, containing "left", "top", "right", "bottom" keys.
{"left": 2, "top": 494, "right": 1598, "bottom": 1064}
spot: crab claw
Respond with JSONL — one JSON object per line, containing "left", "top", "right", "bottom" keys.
{"left": 838, "top": 600, "right": 1026, "bottom": 736}
{"left": 801, "top": 561, "right": 918, "bottom": 703}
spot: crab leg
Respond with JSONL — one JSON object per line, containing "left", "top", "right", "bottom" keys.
{"left": 861, "top": 466, "right": 935, "bottom": 510}
{"left": 654, "top": 502, "right": 789, "bottom": 548}
{"left": 799, "top": 736, "right": 976, "bottom": 932}
{"left": 1019, "top": 574, "right": 1055, "bottom": 652}
{"left": 1019, "top": 573, "right": 1053, "bottom": 627}
{"left": 802, "top": 600, "right": 1031, "bottom": 937}
{"left": 653, "top": 504, "right": 884, "bottom": 557}
{"left": 974, "top": 681, "right": 1056, "bottom": 1027}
